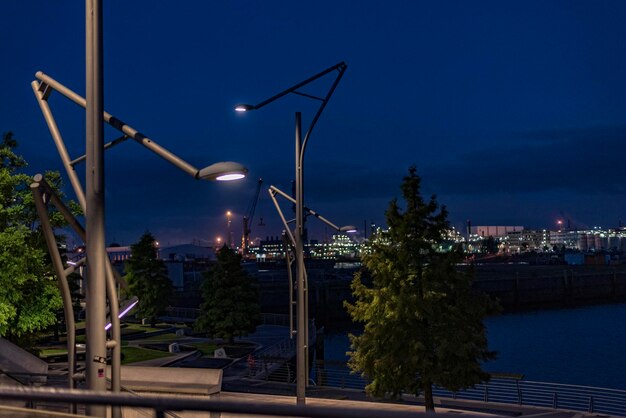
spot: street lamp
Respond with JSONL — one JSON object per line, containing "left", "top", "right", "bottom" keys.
{"left": 269, "top": 185, "right": 357, "bottom": 242}
{"left": 31, "top": 67, "right": 247, "bottom": 418}
{"left": 227, "top": 211, "right": 233, "bottom": 248}
{"left": 268, "top": 184, "right": 356, "bottom": 380}
{"left": 236, "top": 62, "right": 347, "bottom": 405}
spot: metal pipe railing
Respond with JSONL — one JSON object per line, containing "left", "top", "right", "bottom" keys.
{"left": 4, "top": 364, "right": 626, "bottom": 416}
{"left": 0, "top": 386, "right": 446, "bottom": 418}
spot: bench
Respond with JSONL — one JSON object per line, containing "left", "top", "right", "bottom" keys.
{"left": 107, "top": 366, "right": 222, "bottom": 395}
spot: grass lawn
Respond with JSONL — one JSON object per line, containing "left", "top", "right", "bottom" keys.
{"left": 123, "top": 323, "right": 163, "bottom": 333}
{"left": 187, "top": 342, "right": 217, "bottom": 356}
{"left": 140, "top": 333, "right": 181, "bottom": 342}
{"left": 40, "top": 346, "right": 170, "bottom": 364}
{"left": 39, "top": 348, "right": 69, "bottom": 358}
{"left": 121, "top": 346, "right": 173, "bottom": 365}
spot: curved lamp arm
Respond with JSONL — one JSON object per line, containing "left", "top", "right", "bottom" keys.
{"left": 269, "top": 185, "right": 356, "bottom": 234}
{"left": 234, "top": 62, "right": 347, "bottom": 162}
{"left": 33, "top": 71, "right": 247, "bottom": 184}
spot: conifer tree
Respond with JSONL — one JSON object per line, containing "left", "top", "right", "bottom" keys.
{"left": 195, "top": 245, "right": 260, "bottom": 344}
{"left": 345, "top": 166, "right": 498, "bottom": 411}
{"left": 126, "top": 232, "right": 172, "bottom": 326}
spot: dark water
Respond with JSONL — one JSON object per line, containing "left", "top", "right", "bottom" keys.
{"left": 324, "top": 303, "right": 626, "bottom": 390}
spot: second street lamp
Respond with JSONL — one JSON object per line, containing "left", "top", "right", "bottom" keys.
{"left": 236, "top": 62, "right": 347, "bottom": 405}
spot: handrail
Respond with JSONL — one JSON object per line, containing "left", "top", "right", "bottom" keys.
{"left": 5, "top": 367, "right": 626, "bottom": 416}
{"left": 272, "top": 364, "right": 626, "bottom": 416}
{"left": 0, "top": 386, "right": 449, "bottom": 418}
{"left": 430, "top": 377, "right": 626, "bottom": 415}
{"left": 107, "top": 377, "right": 182, "bottom": 418}
{"left": 0, "top": 367, "right": 49, "bottom": 386}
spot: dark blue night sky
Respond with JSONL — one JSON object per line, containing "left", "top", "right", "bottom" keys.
{"left": 2, "top": 1, "right": 626, "bottom": 246}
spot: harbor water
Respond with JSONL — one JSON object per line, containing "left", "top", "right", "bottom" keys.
{"left": 323, "top": 302, "right": 626, "bottom": 390}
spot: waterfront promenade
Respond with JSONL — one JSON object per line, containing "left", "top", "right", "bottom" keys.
{"left": 112, "top": 322, "right": 626, "bottom": 417}
{"left": 5, "top": 313, "right": 626, "bottom": 416}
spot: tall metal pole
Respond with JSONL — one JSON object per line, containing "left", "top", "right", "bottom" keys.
{"left": 237, "top": 62, "right": 346, "bottom": 405}
{"left": 227, "top": 211, "right": 233, "bottom": 248}
{"left": 85, "top": 0, "right": 107, "bottom": 416}
{"left": 295, "top": 112, "right": 307, "bottom": 405}
{"left": 30, "top": 181, "right": 77, "bottom": 412}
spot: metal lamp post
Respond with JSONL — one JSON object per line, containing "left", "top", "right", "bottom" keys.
{"left": 227, "top": 210, "right": 233, "bottom": 248}
{"left": 235, "top": 62, "right": 347, "bottom": 404}
{"left": 32, "top": 69, "right": 247, "bottom": 406}
{"left": 85, "top": 3, "right": 107, "bottom": 416}
{"left": 32, "top": 4, "right": 247, "bottom": 415}
{"left": 268, "top": 184, "right": 356, "bottom": 365}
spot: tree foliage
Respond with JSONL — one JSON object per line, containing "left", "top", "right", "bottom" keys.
{"left": 0, "top": 132, "right": 76, "bottom": 345}
{"left": 195, "top": 245, "right": 260, "bottom": 343}
{"left": 125, "top": 232, "right": 172, "bottom": 326}
{"left": 345, "top": 166, "right": 498, "bottom": 411}
{"left": 481, "top": 236, "right": 499, "bottom": 254}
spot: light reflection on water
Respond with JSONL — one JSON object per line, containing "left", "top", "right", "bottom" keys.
{"left": 323, "top": 303, "right": 626, "bottom": 390}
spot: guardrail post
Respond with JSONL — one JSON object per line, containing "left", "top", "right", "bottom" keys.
{"left": 588, "top": 395, "right": 594, "bottom": 413}
{"left": 317, "top": 367, "right": 324, "bottom": 386}
{"left": 516, "top": 381, "right": 522, "bottom": 405}
{"left": 155, "top": 408, "right": 165, "bottom": 418}
{"left": 484, "top": 385, "right": 489, "bottom": 403}
{"left": 553, "top": 392, "right": 558, "bottom": 409}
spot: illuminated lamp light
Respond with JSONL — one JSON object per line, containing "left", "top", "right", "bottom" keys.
{"left": 105, "top": 296, "right": 139, "bottom": 331}
{"left": 217, "top": 173, "right": 246, "bottom": 181}
{"left": 197, "top": 162, "right": 248, "bottom": 181}
{"left": 234, "top": 104, "right": 255, "bottom": 112}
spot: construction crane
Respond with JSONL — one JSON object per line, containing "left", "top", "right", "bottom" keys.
{"left": 242, "top": 178, "right": 263, "bottom": 257}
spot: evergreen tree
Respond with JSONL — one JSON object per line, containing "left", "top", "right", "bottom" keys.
{"left": 195, "top": 245, "right": 260, "bottom": 344}
{"left": 0, "top": 131, "right": 78, "bottom": 346}
{"left": 345, "top": 166, "right": 498, "bottom": 411}
{"left": 481, "top": 236, "right": 499, "bottom": 254}
{"left": 126, "top": 232, "right": 172, "bottom": 326}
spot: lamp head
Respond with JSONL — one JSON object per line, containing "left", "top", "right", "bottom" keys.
{"left": 197, "top": 162, "right": 248, "bottom": 181}
{"left": 234, "top": 104, "right": 255, "bottom": 112}
{"left": 340, "top": 225, "right": 357, "bottom": 233}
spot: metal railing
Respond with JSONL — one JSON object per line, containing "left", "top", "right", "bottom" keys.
{"left": 432, "top": 378, "right": 626, "bottom": 416}
{"left": 161, "top": 310, "right": 308, "bottom": 329}
{"left": 249, "top": 337, "right": 297, "bottom": 380}
{"left": 301, "top": 365, "right": 626, "bottom": 416}
{"left": 0, "top": 386, "right": 451, "bottom": 418}
{"left": 4, "top": 367, "right": 626, "bottom": 416}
